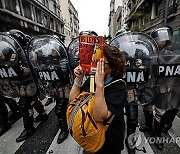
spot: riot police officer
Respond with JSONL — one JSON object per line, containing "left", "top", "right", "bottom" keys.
{"left": 8, "top": 29, "right": 48, "bottom": 123}
{"left": 140, "top": 26, "right": 180, "bottom": 150}
{"left": 0, "top": 30, "right": 48, "bottom": 142}
{"left": 28, "top": 34, "right": 71, "bottom": 144}
{"left": 111, "top": 29, "right": 158, "bottom": 154}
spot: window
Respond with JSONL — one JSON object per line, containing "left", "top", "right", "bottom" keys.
{"left": 42, "top": 15, "right": 48, "bottom": 26}
{"left": 151, "top": 2, "right": 158, "bottom": 19}
{"left": 169, "top": 0, "right": 177, "bottom": 6}
{"left": 35, "top": 8, "right": 41, "bottom": 24}
{"left": 31, "top": 6, "right": 36, "bottom": 21}
{"left": 50, "top": 18, "right": 54, "bottom": 30}
{"left": 5, "top": 0, "right": 17, "bottom": 13}
{"left": 22, "top": 0, "right": 31, "bottom": 19}
{"left": 168, "top": 0, "right": 178, "bottom": 15}
{"left": 53, "top": 4, "right": 56, "bottom": 15}
{"left": 42, "top": 0, "right": 49, "bottom": 8}
{"left": 0, "top": 0, "right": 2, "bottom": 9}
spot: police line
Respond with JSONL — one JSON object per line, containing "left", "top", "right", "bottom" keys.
{"left": 0, "top": 64, "right": 179, "bottom": 82}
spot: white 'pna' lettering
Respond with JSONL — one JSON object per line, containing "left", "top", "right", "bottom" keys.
{"left": 0, "top": 67, "right": 18, "bottom": 78}
{"left": 159, "top": 65, "right": 180, "bottom": 76}
{"left": 124, "top": 71, "right": 145, "bottom": 82}
{"left": 39, "top": 71, "right": 59, "bottom": 81}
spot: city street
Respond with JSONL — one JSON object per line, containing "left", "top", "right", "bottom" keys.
{"left": 0, "top": 0, "right": 179, "bottom": 154}
{"left": 0, "top": 95, "right": 180, "bottom": 154}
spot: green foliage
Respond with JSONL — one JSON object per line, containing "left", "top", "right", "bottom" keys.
{"left": 130, "top": 25, "right": 146, "bottom": 32}
{"left": 130, "top": 11, "right": 146, "bottom": 20}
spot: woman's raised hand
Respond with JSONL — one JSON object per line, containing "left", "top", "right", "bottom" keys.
{"left": 74, "top": 65, "right": 85, "bottom": 79}
{"left": 95, "top": 58, "right": 105, "bottom": 88}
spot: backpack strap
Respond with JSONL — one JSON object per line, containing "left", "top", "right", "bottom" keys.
{"left": 69, "top": 93, "right": 94, "bottom": 130}
{"left": 104, "top": 78, "right": 126, "bottom": 88}
{"left": 68, "top": 78, "right": 126, "bottom": 130}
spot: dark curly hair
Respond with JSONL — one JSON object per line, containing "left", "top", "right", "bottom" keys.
{"left": 104, "top": 44, "right": 126, "bottom": 78}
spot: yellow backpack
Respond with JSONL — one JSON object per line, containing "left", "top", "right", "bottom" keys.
{"left": 66, "top": 79, "right": 122, "bottom": 153}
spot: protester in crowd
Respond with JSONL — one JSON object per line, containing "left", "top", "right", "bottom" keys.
{"left": 69, "top": 44, "right": 127, "bottom": 154}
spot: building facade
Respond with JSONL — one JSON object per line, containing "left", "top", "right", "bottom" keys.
{"left": 0, "top": 0, "right": 79, "bottom": 43}
{"left": 108, "top": 0, "right": 123, "bottom": 38}
{"left": 109, "top": 0, "right": 180, "bottom": 42}
{"left": 60, "top": 0, "right": 79, "bottom": 47}
{"left": 126, "top": 0, "right": 180, "bottom": 33}
{"left": 108, "top": 0, "right": 130, "bottom": 38}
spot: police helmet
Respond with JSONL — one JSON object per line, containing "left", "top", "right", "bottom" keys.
{"left": 0, "top": 41, "right": 17, "bottom": 65}
{"left": 150, "top": 27, "right": 173, "bottom": 48}
{"left": 115, "top": 29, "right": 131, "bottom": 37}
{"left": 79, "top": 30, "right": 98, "bottom": 36}
{"left": 67, "top": 30, "right": 98, "bottom": 70}
{"left": 8, "top": 29, "right": 29, "bottom": 47}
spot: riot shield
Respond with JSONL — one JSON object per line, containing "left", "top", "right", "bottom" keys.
{"left": 0, "top": 33, "right": 37, "bottom": 98}
{"left": 150, "top": 35, "right": 180, "bottom": 110}
{"left": 28, "top": 35, "right": 71, "bottom": 99}
{"left": 67, "top": 37, "right": 79, "bottom": 71}
{"left": 111, "top": 32, "right": 159, "bottom": 105}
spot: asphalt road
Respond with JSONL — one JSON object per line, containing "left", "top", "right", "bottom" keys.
{"left": 0, "top": 90, "right": 180, "bottom": 154}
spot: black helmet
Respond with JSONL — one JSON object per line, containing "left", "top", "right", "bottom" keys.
{"left": 0, "top": 41, "right": 18, "bottom": 66}
{"left": 150, "top": 27, "right": 173, "bottom": 48}
{"left": 115, "top": 29, "right": 131, "bottom": 37}
{"left": 7, "top": 29, "right": 29, "bottom": 47}
{"left": 67, "top": 38, "right": 79, "bottom": 69}
{"left": 79, "top": 30, "right": 98, "bottom": 36}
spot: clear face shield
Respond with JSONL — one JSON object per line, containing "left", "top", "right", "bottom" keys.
{"left": 0, "top": 34, "right": 36, "bottom": 98}
{"left": 67, "top": 38, "right": 79, "bottom": 70}
{"left": 151, "top": 27, "right": 172, "bottom": 50}
{"left": 28, "top": 36, "right": 67, "bottom": 70}
{"left": 111, "top": 32, "right": 158, "bottom": 70}
{"left": 0, "top": 36, "right": 22, "bottom": 68}
{"left": 111, "top": 32, "right": 159, "bottom": 105}
{"left": 28, "top": 35, "right": 70, "bottom": 98}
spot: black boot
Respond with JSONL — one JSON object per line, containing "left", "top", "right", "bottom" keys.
{"left": 55, "top": 98, "right": 69, "bottom": 144}
{"left": 125, "top": 104, "right": 138, "bottom": 154}
{"left": 153, "top": 118, "right": 164, "bottom": 150}
{"left": 57, "top": 126, "right": 69, "bottom": 144}
{"left": 163, "top": 108, "right": 178, "bottom": 133}
{"left": 139, "top": 110, "right": 153, "bottom": 132}
{"left": 0, "top": 102, "right": 11, "bottom": 136}
{"left": 16, "top": 115, "right": 35, "bottom": 142}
